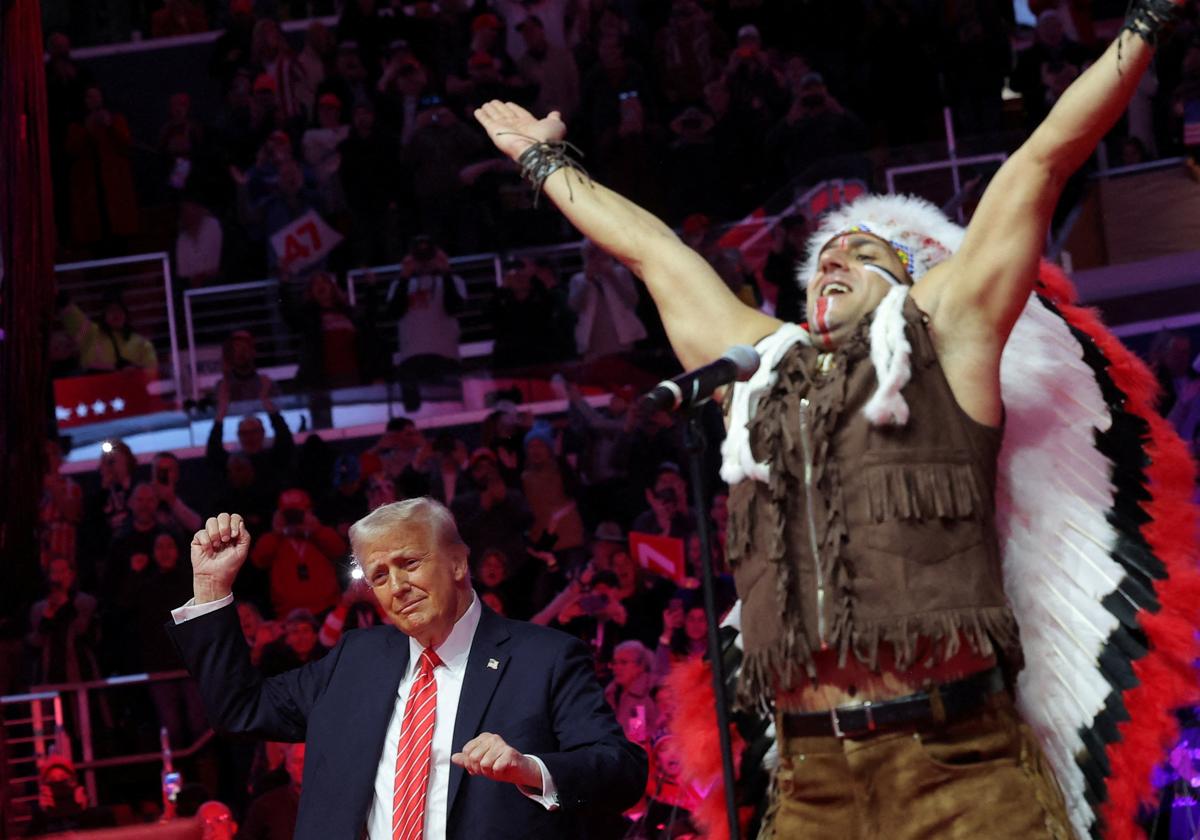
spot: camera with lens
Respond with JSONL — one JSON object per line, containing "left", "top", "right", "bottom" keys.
{"left": 577, "top": 592, "right": 611, "bottom": 615}
{"left": 283, "top": 508, "right": 305, "bottom": 527}
{"left": 527, "top": 530, "right": 559, "bottom": 553}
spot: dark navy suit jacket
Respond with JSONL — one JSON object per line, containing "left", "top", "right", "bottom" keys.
{"left": 167, "top": 602, "right": 646, "bottom": 839}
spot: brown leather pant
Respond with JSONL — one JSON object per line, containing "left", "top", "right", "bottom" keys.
{"left": 762, "top": 693, "right": 1076, "bottom": 840}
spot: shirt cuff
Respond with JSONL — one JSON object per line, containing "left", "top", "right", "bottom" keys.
{"left": 171, "top": 593, "right": 234, "bottom": 624}
{"left": 518, "top": 755, "right": 559, "bottom": 810}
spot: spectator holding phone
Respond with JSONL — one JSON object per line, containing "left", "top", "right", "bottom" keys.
{"left": 383, "top": 235, "right": 469, "bottom": 411}
{"left": 604, "top": 640, "right": 657, "bottom": 748}
{"left": 401, "top": 99, "right": 490, "bottom": 250}
{"left": 451, "top": 447, "right": 532, "bottom": 569}
{"left": 150, "top": 452, "right": 203, "bottom": 533}
{"left": 631, "top": 462, "right": 693, "bottom": 539}
{"left": 250, "top": 488, "right": 347, "bottom": 616}
{"left": 554, "top": 568, "right": 628, "bottom": 671}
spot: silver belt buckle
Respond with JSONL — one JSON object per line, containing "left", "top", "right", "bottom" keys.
{"left": 829, "top": 700, "right": 875, "bottom": 738}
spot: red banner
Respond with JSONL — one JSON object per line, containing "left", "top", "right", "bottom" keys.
{"left": 629, "top": 531, "right": 687, "bottom": 584}
{"left": 53, "top": 369, "right": 168, "bottom": 429}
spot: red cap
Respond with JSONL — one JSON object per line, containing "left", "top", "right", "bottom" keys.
{"left": 471, "top": 13, "right": 500, "bottom": 32}
{"left": 317, "top": 92, "right": 342, "bottom": 109}
{"left": 469, "top": 447, "right": 498, "bottom": 467}
{"left": 467, "top": 51, "right": 495, "bottom": 69}
{"left": 253, "top": 73, "right": 277, "bottom": 93}
{"left": 278, "top": 488, "right": 312, "bottom": 511}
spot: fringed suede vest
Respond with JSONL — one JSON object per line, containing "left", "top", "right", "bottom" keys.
{"left": 726, "top": 297, "right": 1021, "bottom": 712}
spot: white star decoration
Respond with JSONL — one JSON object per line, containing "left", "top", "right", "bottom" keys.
{"left": 55, "top": 397, "right": 130, "bottom": 421}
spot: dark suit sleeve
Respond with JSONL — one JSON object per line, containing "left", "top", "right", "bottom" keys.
{"left": 165, "top": 602, "right": 344, "bottom": 742}
{"left": 537, "top": 635, "right": 647, "bottom": 814}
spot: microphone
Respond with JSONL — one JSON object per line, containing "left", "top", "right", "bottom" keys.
{"left": 641, "top": 345, "right": 760, "bottom": 413}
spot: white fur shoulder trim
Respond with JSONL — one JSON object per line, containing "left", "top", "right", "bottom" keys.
{"left": 720, "top": 323, "right": 810, "bottom": 485}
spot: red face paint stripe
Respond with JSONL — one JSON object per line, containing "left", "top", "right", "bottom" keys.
{"left": 814, "top": 297, "right": 835, "bottom": 349}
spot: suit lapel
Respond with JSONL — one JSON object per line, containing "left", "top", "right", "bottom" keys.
{"left": 361, "top": 629, "right": 411, "bottom": 775}
{"left": 446, "top": 605, "right": 511, "bottom": 816}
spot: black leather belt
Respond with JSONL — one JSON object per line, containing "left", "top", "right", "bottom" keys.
{"left": 780, "top": 667, "right": 1005, "bottom": 739}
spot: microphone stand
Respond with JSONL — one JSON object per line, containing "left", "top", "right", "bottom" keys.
{"left": 681, "top": 406, "right": 740, "bottom": 840}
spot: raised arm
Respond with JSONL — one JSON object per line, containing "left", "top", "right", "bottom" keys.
{"left": 474, "top": 102, "right": 780, "bottom": 371}
{"left": 922, "top": 10, "right": 1177, "bottom": 348}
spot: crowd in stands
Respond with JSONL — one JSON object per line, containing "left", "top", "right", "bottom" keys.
{"left": 39, "top": 0, "right": 1200, "bottom": 413}
{"left": 46, "top": 0, "right": 1200, "bottom": 267}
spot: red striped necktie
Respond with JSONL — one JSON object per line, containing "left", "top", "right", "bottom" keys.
{"left": 392, "top": 648, "right": 443, "bottom": 840}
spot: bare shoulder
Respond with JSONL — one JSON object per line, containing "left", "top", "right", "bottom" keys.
{"left": 911, "top": 258, "right": 1005, "bottom": 428}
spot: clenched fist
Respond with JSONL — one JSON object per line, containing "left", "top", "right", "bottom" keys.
{"left": 190, "top": 512, "right": 250, "bottom": 603}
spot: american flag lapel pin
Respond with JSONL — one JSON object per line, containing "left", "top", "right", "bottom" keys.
{"left": 487, "top": 658, "right": 499, "bottom": 670}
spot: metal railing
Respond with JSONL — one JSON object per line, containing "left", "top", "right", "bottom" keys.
{"left": 2, "top": 690, "right": 66, "bottom": 831}
{"left": 181, "top": 241, "right": 590, "bottom": 404}
{"left": 54, "top": 251, "right": 183, "bottom": 405}
{"left": 21, "top": 670, "right": 207, "bottom": 808}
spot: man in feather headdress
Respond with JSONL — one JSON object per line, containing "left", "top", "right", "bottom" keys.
{"left": 474, "top": 1, "right": 1199, "bottom": 836}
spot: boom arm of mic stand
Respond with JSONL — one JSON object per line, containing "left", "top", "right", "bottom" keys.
{"left": 682, "top": 408, "right": 741, "bottom": 840}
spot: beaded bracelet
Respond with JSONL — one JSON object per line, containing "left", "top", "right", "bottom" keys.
{"left": 507, "top": 135, "right": 590, "bottom": 206}
{"left": 1121, "top": 0, "right": 1179, "bottom": 46}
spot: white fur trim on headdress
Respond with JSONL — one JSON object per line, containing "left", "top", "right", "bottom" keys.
{"left": 797, "top": 193, "right": 965, "bottom": 287}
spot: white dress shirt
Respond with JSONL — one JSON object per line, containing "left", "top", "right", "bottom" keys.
{"left": 171, "top": 593, "right": 559, "bottom": 840}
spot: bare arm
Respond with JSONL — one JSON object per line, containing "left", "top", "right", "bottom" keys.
{"left": 474, "top": 101, "right": 780, "bottom": 370}
{"left": 922, "top": 27, "right": 1163, "bottom": 347}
